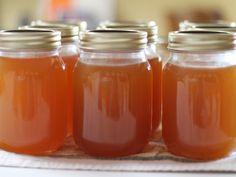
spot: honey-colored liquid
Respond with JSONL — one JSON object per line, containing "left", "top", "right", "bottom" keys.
{"left": 148, "top": 58, "right": 162, "bottom": 132}
{"left": 62, "top": 55, "right": 78, "bottom": 136}
{"left": 74, "top": 60, "right": 152, "bottom": 157}
{"left": 163, "top": 63, "right": 236, "bottom": 160}
{"left": 0, "top": 56, "right": 67, "bottom": 154}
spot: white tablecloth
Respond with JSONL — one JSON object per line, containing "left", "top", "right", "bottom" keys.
{"left": 0, "top": 131, "right": 236, "bottom": 172}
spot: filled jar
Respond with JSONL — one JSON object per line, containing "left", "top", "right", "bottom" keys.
{"left": 74, "top": 30, "right": 152, "bottom": 157}
{"left": 179, "top": 20, "right": 236, "bottom": 31}
{"left": 157, "top": 36, "right": 169, "bottom": 67}
{"left": 20, "top": 24, "right": 79, "bottom": 136}
{"left": 31, "top": 20, "right": 87, "bottom": 32}
{"left": 99, "top": 21, "right": 162, "bottom": 134}
{"left": 186, "top": 26, "right": 236, "bottom": 33}
{"left": 0, "top": 29, "right": 67, "bottom": 154}
{"left": 163, "top": 31, "right": 236, "bottom": 160}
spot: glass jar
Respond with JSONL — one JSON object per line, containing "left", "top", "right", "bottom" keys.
{"left": 98, "top": 21, "right": 162, "bottom": 134}
{"left": 145, "top": 44, "right": 162, "bottom": 134}
{"left": 74, "top": 30, "right": 152, "bottom": 157}
{"left": 163, "top": 31, "right": 236, "bottom": 160}
{"left": 179, "top": 20, "right": 236, "bottom": 31}
{"left": 60, "top": 41, "right": 79, "bottom": 136}
{"left": 20, "top": 24, "right": 80, "bottom": 136}
{"left": 157, "top": 36, "right": 169, "bottom": 67}
{"left": 31, "top": 20, "right": 87, "bottom": 32}
{"left": 187, "top": 26, "right": 236, "bottom": 33}
{"left": 0, "top": 29, "right": 67, "bottom": 154}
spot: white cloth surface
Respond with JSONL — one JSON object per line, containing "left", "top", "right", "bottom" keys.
{"left": 0, "top": 131, "right": 236, "bottom": 172}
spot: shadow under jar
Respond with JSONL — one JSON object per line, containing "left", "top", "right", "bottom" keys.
{"left": 0, "top": 29, "right": 67, "bottom": 154}
{"left": 74, "top": 30, "right": 152, "bottom": 157}
{"left": 163, "top": 31, "right": 236, "bottom": 160}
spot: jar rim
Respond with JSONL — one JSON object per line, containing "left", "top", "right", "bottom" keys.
{"left": 98, "top": 21, "right": 158, "bottom": 44}
{"left": 168, "top": 30, "right": 236, "bottom": 52}
{"left": 179, "top": 20, "right": 236, "bottom": 30}
{"left": 0, "top": 29, "right": 61, "bottom": 50}
{"left": 31, "top": 20, "right": 87, "bottom": 32}
{"left": 80, "top": 29, "right": 148, "bottom": 51}
{"left": 19, "top": 24, "right": 79, "bottom": 43}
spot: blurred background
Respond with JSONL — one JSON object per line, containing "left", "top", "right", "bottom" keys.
{"left": 0, "top": 0, "right": 236, "bottom": 35}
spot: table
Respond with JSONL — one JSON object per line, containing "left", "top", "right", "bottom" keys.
{"left": 0, "top": 167, "right": 235, "bottom": 177}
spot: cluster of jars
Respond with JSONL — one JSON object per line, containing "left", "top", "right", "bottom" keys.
{"left": 0, "top": 19, "right": 236, "bottom": 161}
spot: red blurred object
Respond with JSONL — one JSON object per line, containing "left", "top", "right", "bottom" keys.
{"left": 46, "top": 0, "right": 73, "bottom": 19}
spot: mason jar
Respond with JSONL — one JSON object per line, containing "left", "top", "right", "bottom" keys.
{"left": 98, "top": 21, "right": 162, "bottom": 134}
{"left": 179, "top": 20, "right": 236, "bottom": 31}
{"left": 20, "top": 24, "right": 79, "bottom": 136}
{"left": 74, "top": 30, "right": 152, "bottom": 157}
{"left": 0, "top": 29, "right": 67, "bottom": 154}
{"left": 157, "top": 36, "right": 169, "bottom": 67}
{"left": 163, "top": 31, "right": 236, "bottom": 160}
{"left": 31, "top": 20, "right": 87, "bottom": 32}
{"left": 186, "top": 26, "right": 236, "bottom": 33}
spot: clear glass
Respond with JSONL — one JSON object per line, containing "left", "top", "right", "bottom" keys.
{"left": 0, "top": 49, "right": 67, "bottom": 154}
{"left": 73, "top": 49, "right": 152, "bottom": 157}
{"left": 156, "top": 37, "right": 169, "bottom": 67}
{"left": 60, "top": 42, "right": 79, "bottom": 136}
{"left": 145, "top": 43, "right": 162, "bottom": 134}
{"left": 163, "top": 50, "right": 236, "bottom": 160}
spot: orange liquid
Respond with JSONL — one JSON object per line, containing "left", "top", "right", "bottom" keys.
{"left": 74, "top": 60, "right": 152, "bottom": 157}
{"left": 148, "top": 58, "right": 162, "bottom": 132}
{"left": 0, "top": 56, "right": 67, "bottom": 154}
{"left": 62, "top": 55, "right": 78, "bottom": 136}
{"left": 163, "top": 63, "right": 236, "bottom": 160}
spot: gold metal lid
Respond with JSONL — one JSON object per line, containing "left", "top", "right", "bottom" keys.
{"left": 99, "top": 20, "right": 156, "bottom": 27}
{"left": 80, "top": 29, "right": 147, "bottom": 50}
{"left": 98, "top": 21, "right": 158, "bottom": 44}
{"left": 179, "top": 20, "right": 236, "bottom": 30}
{"left": 168, "top": 30, "right": 236, "bottom": 51}
{"left": 0, "top": 29, "right": 61, "bottom": 50}
{"left": 20, "top": 24, "right": 79, "bottom": 43}
{"left": 31, "top": 20, "right": 87, "bottom": 31}
{"left": 188, "top": 26, "right": 236, "bottom": 32}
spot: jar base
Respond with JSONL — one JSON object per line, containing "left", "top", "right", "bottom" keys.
{"left": 75, "top": 139, "right": 148, "bottom": 158}
{"left": 0, "top": 141, "right": 65, "bottom": 155}
{"left": 166, "top": 141, "right": 236, "bottom": 161}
